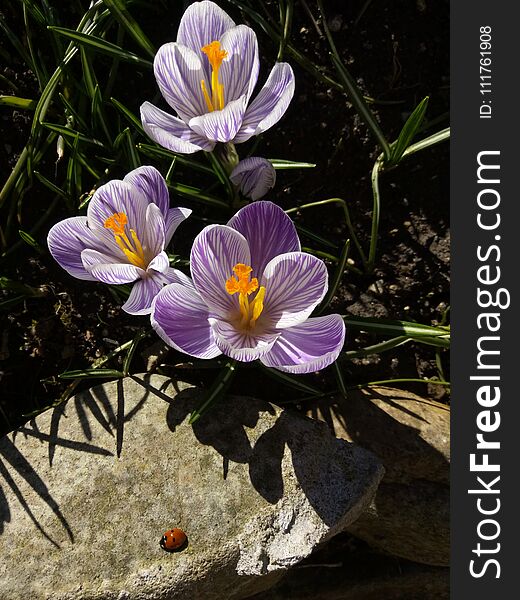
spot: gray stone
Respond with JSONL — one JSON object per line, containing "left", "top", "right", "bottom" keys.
{"left": 308, "top": 385, "right": 450, "bottom": 566}
{"left": 0, "top": 374, "right": 383, "bottom": 599}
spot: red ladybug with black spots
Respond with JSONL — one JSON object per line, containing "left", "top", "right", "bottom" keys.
{"left": 160, "top": 528, "right": 187, "bottom": 552}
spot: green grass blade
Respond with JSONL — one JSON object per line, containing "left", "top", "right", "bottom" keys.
{"left": 316, "top": 239, "right": 350, "bottom": 315}
{"left": 102, "top": 0, "right": 156, "bottom": 58}
{"left": 189, "top": 360, "right": 237, "bottom": 424}
{"left": 342, "top": 315, "right": 450, "bottom": 338}
{"left": 389, "top": 96, "right": 429, "bottom": 165}
{"left": 48, "top": 26, "right": 153, "bottom": 68}
{"left": 269, "top": 158, "right": 316, "bottom": 169}
{"left": 59, "top": 368, "right": 124, "bottom": 380}
{"left": 110, "top": 96, "right": 145, "bottom": 133}
{"left": 0, "top": 96, "right": 37, "bottom": 110}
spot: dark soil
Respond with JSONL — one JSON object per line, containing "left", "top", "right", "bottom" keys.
{"left": 0, "top": 0, "right": 449, "bottom": 437}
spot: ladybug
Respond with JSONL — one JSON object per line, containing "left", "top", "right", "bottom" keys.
{"left": 160, "top": 528, "right": 187, "bottom": 552}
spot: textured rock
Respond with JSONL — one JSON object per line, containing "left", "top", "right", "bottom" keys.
{"left": 309, "top": 386, "right": 450, "bottom": 566}
{"left": 246, "top": 533, "right": 449, "bottom": 600}
{"left": 0, "top": 374, "right": 383, "bottom": 600}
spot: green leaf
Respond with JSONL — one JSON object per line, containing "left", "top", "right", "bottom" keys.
{"left": 402, "top": 127, "right": 450, "bottom": 158}
{"left": 389, "top": 96, "right": 429, "bottom": 165}
{"left": 59, "top": 368, "right": 124, "bottom": 380}
{"left": 269, "top": 158, "right": 316, "bottom": 169}
{"left": 0, "top": 96, "right": 37, "bottom": 111}
{"left": 81, "top": 46, "right": 99, "bottom": 99}
{"left": 92, "top": 84, "right": 112, "bottom": 143}
{"left": 257, "top": 363, "right": 322, "bottom": 395}
{"left": 102, "top": 0, "right": 156, "bottom": 58}
{"left": 342, "top": 315, "right": 450, "bottom": 339}
{"left": 41, "top": 121, "right": 104, "bottom": 147}
{"left": 110, "top": 97, "right": 145, "bottom": 134}
{"left": 169, "top": 182, "right": 228, "bottom": 209}
{"left": 189, "top": 360, "right": 237, "bottom": 424}
{"left": 19, "top": 229, "right": 43, "bottom": 253}
{"left": 316, "top": 239, "right": 350, "bottom": 314}
{"left": 48, "top": 26, "right": 153, "bottom": 68}
{"left": 34, "top": 171, "right": 69, "bottom": 200}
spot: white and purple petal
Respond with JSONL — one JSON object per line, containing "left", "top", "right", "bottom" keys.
{"left": 261, "top": 252, "right": 328, "bottom": 328}
{"left": 121, "top": 266, "right": 190, "bottom": 315}
{"left": 177, "top": 0, "right": 235, "bottom": 55}
{"left": 219, "top": 25, "right": 259, "bottom": 103}
{"left": 234, "top": 62, "right": 295, "bottom": 143}
{"left": 209, "top": 318, "right": 279, "bottom": 362}
{"left": 190, "top": 224, "right": 251, "bottom": 318}
{"left": 189, "top": 95, "right": 248, "bottom": 143}
{"left": 81, "top": 249, "right": 143, "bottom": 284}
{"left": 140, "top": 203, "right": 166, "bottom": 261}
{"left": 47, "top": 217, "right": 103, "bottom": 281}
{"left": 153, "top": 43, "right": 208, "bottom": 121}
{"left": 227, "top": 201, "right": 300, "bottom": 277}
{"left": 123, "top": 166, "right": 170, "bottom": 217}
{"left": 87, "top": 179, "right": 149, "bottom": 248}
{"left": 141, "top": 102, "right": 215, "bottom": 154}
{"left": 229, "top": 157, "right": 276, "bottom": 202}
{"left": 164, "top": 206, "right": 192, "bottom": 246}
{"left": 151, "top": 283, "right": 221, "bottom": 359}
{"left": 260, "top": 314, "right": 346, "bottom": 373}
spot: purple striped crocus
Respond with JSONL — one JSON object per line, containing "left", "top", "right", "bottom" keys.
{"left": 140, "top": 0, "right": 295, "bottom": 154}
{"left": 47, "top": 166, "right": 191, "bottom": 315}
{"left": 151, "top": 201, "right": 345, "bottom": 373}
{"left": 230, "top": 157, "right": 276, "bottom": 201}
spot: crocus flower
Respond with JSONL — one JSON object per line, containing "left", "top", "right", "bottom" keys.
{"left": 151, "top": 201, "right": 345, "bottom": 373}
{"left": 47, "top": 166, "right": 191, "bottom": 315}
{"left": 140, "top": 0, "right": 295, "bottom": 154}
{"left": 230, "top": 157, "right": 276, "bottom": 201}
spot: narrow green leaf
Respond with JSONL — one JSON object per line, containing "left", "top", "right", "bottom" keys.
{"left": 342, "top": 315, "right": 450, "bottom": 338}
{"left": 48, "top": 26, "right": 153, "bottom": 67}
{"left": 123, "top": 330, "right": 148, "bottom": 376}
{"left": 59, "top": 93, "right": 89, "bottom": 132}
{"left": 0, "top": 96, "right": 37, "bottom": 111}
{"left": 19, "top": 229, "right": 43, "bottom": 253}
{"left": 389, "top": 96, "right": 429, "bottom": 165}
{"left": 169, "top": 182, "right": 228, "bottom": 209}
{"left": 34, "top": 171, "right": 69, "bottom": 200}
{"left": 41, "top": 121, "right": 104, "bottom": 147}
{"left": 269, "top": 158, "right": 316, "bottom": 169}
{"left": 316, "top": 239, "right": 350, "bottom": 314}
{"left": 59, "top": 368, "right": 124, "bottom": 380}
{"left": 92, "top": 84, "right": 112, "bottom": 143}
{"left": 295, "top": 224, "right": 337, "bottom": 250}
{"left": 257, "top": 363, "right": 322, "bottom": 396}
{"left": 402, "top": 127, "right": 450, "bottom": 158}
{"left": 81, "top": 47, "right": 99, "bottom": 98}
{"left": 102, "top": 0, "right": 156, "bottom": 58}
{"left": 137, "top": 143, "right": 214, "bottom": 174}
{"left": 110, "top": 96, "right": 145, "bottom": 134}
{"left": 189, "top": 360, "right": 237, "bottom": 424}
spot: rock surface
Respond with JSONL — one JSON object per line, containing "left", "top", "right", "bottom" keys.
{"left": 309, "top": 386, "right": 449, "bottom": 566}
{"left": 247, "top": 533, "right": 449, "bottom": 600}
{"left": 0, "top": 374, "right": 383, "bottom": 600}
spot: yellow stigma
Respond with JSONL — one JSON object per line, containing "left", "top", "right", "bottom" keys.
{"left": 225, "top": 263, "right": 265, "bottom": 329}
{"left": 104, "top": 212, "right": 146, "bottom": 269}
{"left": 200, "top": 40, "right": 227, "bottom": 112}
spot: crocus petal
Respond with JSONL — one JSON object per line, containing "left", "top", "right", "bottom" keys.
{"left": 209, "top": 318, "right": 279, "bottom": 362}
{"left": 189, "top": 95, "right": 248, "bottom": 142}
{"left": 140, "top": 102, "right": 215, "bottom": 154}
{"left": 260, "top": 314, "right": 346, "bottom": 373}
{"left": 234, "top": 62, "right": 295, "bottom": 143}
{"left": 141, "top": 203, "right": 166, "bottom": 260}
{"left": 122, "top": 275, "right": 162, "bottom": 315}
{"left": 177, "top": 0, "right": 235, "bottom": 55}
{"left": 123, "top": 166, "right": 170, "bottom": 217}
{"left": 229, "top": 158, "right": 276, "bottom": 201}
{"left": 47, "top": 217, "right": 102, "bottom": 281}
{"left": 164, "top": 207, "right": 192, "bottom": 246}
{"left": 190, "top": 224, "right": 250, "bottom": 318}
{"left": 147, "top": 250, "right": 169, "bottom": 274}
{"left": 154, "top": 43, "right": 208, "bottom": 121}
{"left": 87, "top": 180, "right": 149, "bottom": 246}
{"left": 81, "top": 249, "right": 143, "bottom": 284}
{"left": 227, "top": 201, "right": 300, "bottom": 277}
{"left": 219, "top": 25, "right": 259, "bottom": 103}
{"left": 261, "top": 252, "right": 328, "bottom": 328}
{"left": 151, "top": 283, "right": 221, "bottom": 359}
